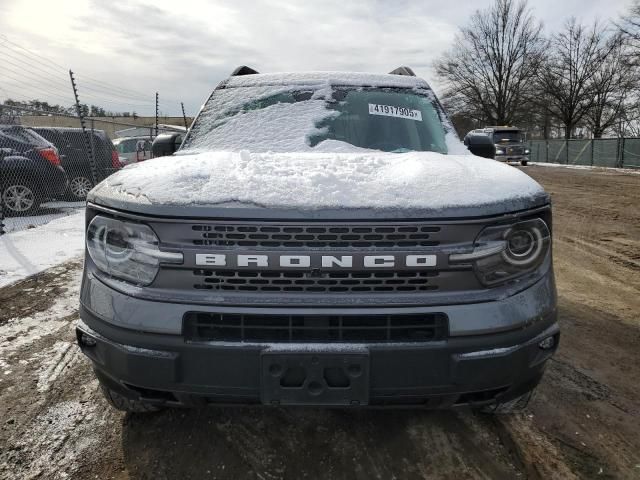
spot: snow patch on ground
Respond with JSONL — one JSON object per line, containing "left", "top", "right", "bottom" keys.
{"left": 0, "top": 271, "right": 81, "bottom": 358}
{"left": 14, "top": 399, "right": 103, "bottom": 479}
{"left": 0, "top": 210, "right": 85, "bottom": 287}
{"left": 94, "top": 150, "right": 544, "bottom": 210}
{"left": 1, "top": 201, "right": 84, "bottom": 234}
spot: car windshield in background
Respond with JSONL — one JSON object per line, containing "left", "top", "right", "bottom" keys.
{"left": 493, "top": 131, "right": 522, "bottom": 143}
{"left": 181, "top": 86, "right": 448, "bottom": 154}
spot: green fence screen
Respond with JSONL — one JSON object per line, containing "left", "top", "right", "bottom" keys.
{"left": 528, "top": 138, "right": 640, "bottom": 169}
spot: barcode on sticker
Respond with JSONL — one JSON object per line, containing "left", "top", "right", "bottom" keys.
{"left": 368, "top": 104, "right": 422, "bottom": 121}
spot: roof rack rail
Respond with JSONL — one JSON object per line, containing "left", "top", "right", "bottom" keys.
{"left": 231, "top": 66, "right": 260, "bottom": 76}
{"left": 388, "top": 66, "right": 416, "bottom": 77}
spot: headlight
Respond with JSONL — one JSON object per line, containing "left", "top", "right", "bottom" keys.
{"left": 86, "top": 215, "right": 182, "bottom": 286}
{"left": 495, "top": 148, "right": 505, "bottom": 155}
{"left": 525, "top": 148, "right": 531, "bottom": 154}
{"left": 450, "top": 218, "right": 550, "bottom": 287}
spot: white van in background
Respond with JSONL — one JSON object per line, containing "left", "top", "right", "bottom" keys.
{"left": 112, "top": 136, "right": 152, "bottom": 165}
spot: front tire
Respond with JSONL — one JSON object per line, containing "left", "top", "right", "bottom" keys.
{"left": 2, "top": 183, "right": 40, "bottom": 215}
{"left": 99, "top": 383, "right": 161, "bottom": 413}
{"left": 521, "top": 160, "right": 528, "bottom": 166}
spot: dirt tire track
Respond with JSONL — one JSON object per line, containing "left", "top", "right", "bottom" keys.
{"left": 497, "top": 166, "right": 640, "bottom": 479}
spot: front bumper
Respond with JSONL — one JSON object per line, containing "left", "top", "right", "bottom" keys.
{"left": 77, "top": 284, "right": 559, "bottom": 408}
{"left": 495, "top": 155, "right": 528, "bottom": 163}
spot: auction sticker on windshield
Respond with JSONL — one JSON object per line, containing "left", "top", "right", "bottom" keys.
{"left": 368, "top": 104, "right": 422, "bottom": 121}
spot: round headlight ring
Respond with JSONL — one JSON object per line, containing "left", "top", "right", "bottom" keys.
{"left": 501, "top": 224, "right": 544, "bottom": 266}
{"left": 104, "top": 226, "right": 132, "bottom": 264}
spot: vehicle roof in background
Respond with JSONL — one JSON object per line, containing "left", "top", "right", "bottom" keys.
{"left": 30, "top": 126, "right": 108, "bottom": 137}
{"left": 468, "top": 127, "right": 522, "bottom": 136}
{"left": 483, "top": 126, "right": 521, "bottom": 132}
{"left": 0, "top": 125, "right": 52, "bottom": 146}
{"left": 112, "top": 136, "right": 152, "bottom": 143}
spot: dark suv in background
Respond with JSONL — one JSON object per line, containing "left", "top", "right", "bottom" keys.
{"left": 0, "top": 125, "right": 67, "bottom": 215}
{"left": 30, "top": 127, "right": 122, "bottom": 200}
{"left": 464, "top": 127, "right": 529, "bottom": 166}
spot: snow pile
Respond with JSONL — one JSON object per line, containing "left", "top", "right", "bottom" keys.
{"left": 92, "top": 151, "right": 545, "bottom": 210}
{"left": 183, "top": 98, "right": 345, "bottom": 153}
{"left": 0, "top": 211, "right": 85, "bottom": 287}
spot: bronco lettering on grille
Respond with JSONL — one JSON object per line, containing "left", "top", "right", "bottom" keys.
{"left": 194, "top": 253, "right": 437, "bottom": 269}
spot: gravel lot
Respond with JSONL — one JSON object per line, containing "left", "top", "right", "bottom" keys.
{"left": 0, "top": 165, "right": 638, "bottom": 479}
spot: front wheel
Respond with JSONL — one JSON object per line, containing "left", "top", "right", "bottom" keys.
{"left": 2, "top": 183, "right": 40, "bottom": 215}
{"left": 99, "top": 383, "right": 161, "bottom": 413}
{"left": 68, "top": 175, "right": 94, "bottom": 200}
{"left": 521, "top": 160, "right": 528, "bottom": 166}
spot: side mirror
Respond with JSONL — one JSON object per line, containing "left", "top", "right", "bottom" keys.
{"left": 464, "top": 134, "right": 495, "bottom": 159}
{"left": 152, "top": 133, "right": 181, "bottom": 158}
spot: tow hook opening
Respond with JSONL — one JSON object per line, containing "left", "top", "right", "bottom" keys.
{"left": 77, "top": 329, "right": 97, "bottom": 348}
{"left": 123, "top": 383, "right": 178, "bottom": 403}
{"left": 538, "top": 334, "right": 557, "bottom": 351}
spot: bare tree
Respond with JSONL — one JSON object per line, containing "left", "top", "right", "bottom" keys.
{"left": 585, "top": 33, "right": 637, "bottom": 137}
{"left": 618, "top": 0, "right": 640, "bottom": 60}
{"left": 435, "top": 0, "right": 545, "bottom": 127}
{"left": 536, "top": 19, "right": 612, "bottom": 139}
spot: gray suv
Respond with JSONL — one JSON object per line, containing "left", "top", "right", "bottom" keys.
{"left": 77, "top": 66, "right": 558, "bottom": 413}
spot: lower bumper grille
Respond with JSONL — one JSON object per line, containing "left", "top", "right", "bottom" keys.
{"left": 183, "top": 312, "right": 449, "bottom": 343}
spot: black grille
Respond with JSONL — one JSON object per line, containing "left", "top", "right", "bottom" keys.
{"left": 190, "top": 224, "right": 440, "bottom": 248}
{"left": 506, "top": 146, "right": 524, "bottom": 155}
{"left": 184, "top": 312, "right": 449, "bottom": 343}
{"left": 193, "top": 269, "right": 439, "bottom": 293}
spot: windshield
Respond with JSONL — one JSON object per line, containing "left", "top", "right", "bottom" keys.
{"left": 493, "top": 131, "right": 522, "bottom": 143}
{"left": 181, "top": 85, "right": 448, "bottom": 154}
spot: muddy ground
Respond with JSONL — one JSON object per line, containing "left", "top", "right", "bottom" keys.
{"left": 0, "top": 165, "right": 638, "bottom": 479}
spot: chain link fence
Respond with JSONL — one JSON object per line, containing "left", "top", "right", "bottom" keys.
{"left": 0, "top": 107, "right": 188, "bottom": 287}
{"left": 528, "top": 138, "right": 640, "bottom": 169}
{"left": 0, "top": 36, "right": 194, "bottom": 287}
{"left": 0, "top": 105, "right": 186, "bottom": 236}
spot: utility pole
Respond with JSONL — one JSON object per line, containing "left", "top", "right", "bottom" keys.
{"left": 181, "top": 102, "right": 188, "bottom": 129}
{"left": 155, "top": 92, "right": 159, "bottom": 137}
{"left": 69, "top": 70, "right": 98, "bottom": 185}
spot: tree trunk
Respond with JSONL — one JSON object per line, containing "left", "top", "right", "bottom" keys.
{"left": 564, "top": 123, "right": 573, "bottom": 139}
{"left": 593, "top": 126, "right": 604, "bottom": 138}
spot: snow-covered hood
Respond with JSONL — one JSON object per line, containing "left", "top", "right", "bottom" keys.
{"left": 89, "top": 151, "right": 549, "bottom": 219}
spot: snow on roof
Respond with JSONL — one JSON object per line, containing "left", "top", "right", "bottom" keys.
{"left": 226, "top": 71, "right": 431, "bottom": 90}
{"left": 91, "top": 150, "right": 545, "bottom": 212}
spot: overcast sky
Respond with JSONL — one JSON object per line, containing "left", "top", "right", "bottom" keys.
{"left": 0, "top": 0, "right": 633, "bottom": 116}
